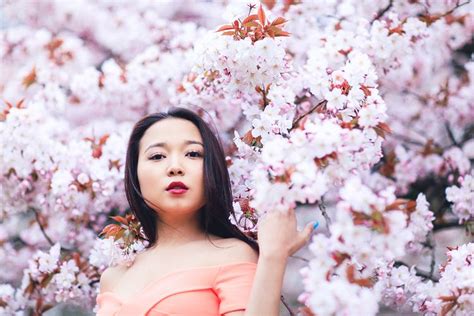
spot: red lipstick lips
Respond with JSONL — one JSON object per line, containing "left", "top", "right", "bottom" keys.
{"left": 166, "top": 181, "right": 188, "bottom": 194}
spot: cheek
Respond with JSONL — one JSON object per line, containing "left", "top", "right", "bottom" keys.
{"left": 195, "top": 168, "right": 206, "bottom": 199}
{"left": 137, "top": 161, "right": 161, "bottom": 195}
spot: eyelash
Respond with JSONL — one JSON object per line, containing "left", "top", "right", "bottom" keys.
{"left": 149, "top": 151, "right": 203, "bottom": 161}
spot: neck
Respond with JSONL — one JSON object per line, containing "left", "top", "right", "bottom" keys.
{"left": 151, "top": 212, "right": 207, "bottom": 249}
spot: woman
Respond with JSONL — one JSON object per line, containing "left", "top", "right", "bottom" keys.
{"left": 96, "top": 107, "right": 317, "bottom": 315}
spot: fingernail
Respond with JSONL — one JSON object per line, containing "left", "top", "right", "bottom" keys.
{"left": 313, "top": 221, "right": 319, "bottom": 230}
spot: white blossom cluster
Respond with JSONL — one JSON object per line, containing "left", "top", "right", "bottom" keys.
{"left": 446, "top": 172, "right": 474, "bottom": 223}
{"left": 299, "top": 178, "right": 436, "bottom": 315}
{"left": 377, "top": 243, "right": 474, "bottom": 315}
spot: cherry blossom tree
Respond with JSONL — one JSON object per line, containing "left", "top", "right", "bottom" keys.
{"left": 1, "top": 0, "right": 472, "bottom": 315}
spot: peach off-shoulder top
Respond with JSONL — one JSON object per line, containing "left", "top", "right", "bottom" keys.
{"left": 95, "top": 262, "right": 258, "bottom": 316}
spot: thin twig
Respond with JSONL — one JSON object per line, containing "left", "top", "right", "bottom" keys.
{"left": 433, "top": 220, "right": 464, "bottom": 232}
{"left": 429, "top": 237, "right": 436, "bottom": 278}
{"left": 445, "top": 123, "right": 460, "bottom": 147}
{"left": 280, "top": 294, "right": 296, "bottom": 316}
{"left": 290, "top": 100, "right": 327, "bottom": 131}
{"left": 31, "top": 208, "right": 54, "bottom": 246}
{"left": 415, "top": 267, "right": 439, "bottom": 282}
{"left": 290, "top": 255, "right": 310, "bottom": 262}
{"left": 247, "top": 3, "right": 256, "bottom": 16}
{"left": 390, "top": 132, "right": 426, "bottom": 147}
{"left": 394, "top": 261, "right": 439, "bottom": 282}
{"left": 371, "top": 0, "right": 393, "bottom": 23}
{"left": 436, "top": 0, "right": 471, "bottom": 20}
{"left": 424, "top": 233, "right": 436, "bottom": 278}
{"left": 318, "top": 197, "right": 331, "bottom": 232}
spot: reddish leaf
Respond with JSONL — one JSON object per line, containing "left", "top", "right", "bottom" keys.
{"left": 243, "top": 21, "right": 259, "bottom": 28}
{"left": 385, "top": 199, "right": 407, "bottom": 211}
{"left": 25, "top": 279, "right": 35, "bottom": 295}
{"left": 262, "top": 0, "right": 276, "bottom": 10}
{"left": 17, "top": 98, "right": 25, "bottom": 108}
{"left": 419, "top": 14, "right": 440, "bottom": 26}
{"left": 346, "top": 265, "right": 374, "bottom": 288}
{"left": 92, "top": 147, "right": 102, "bottom": 159}
{"left": 265, "top": 83, "right": 271, "bottom": 93}
{"left": 374, "top": 122, "right": 392, "bottom": 139}
{"left": 114, "top": 229, "right": 125, "bottom": 241}
{"left": 216, "top": 24, "right": 234, "bottom": 32}
{"left": 271, "top": 17, "right": 287, "bottom": 26}
{"left": 45, "top": 38, "right": 63, "bottom": 56}
{"left": 274, "top": 30, "right": 291, "bottom": 37}
{"left": 99, "top": 134, "right": 109, "bottom": 146}
{"left": 98, "top": 73, "right": 105, "bottom": 88}
{"left": 388, "top": 23, "right": 405, "bottom": 35}
{"left": 225, "top": 156, "right": 233, "bottom": 167}
{"left": 439, "top": 295, "right": 456, "bottom": 302}
{"left": 23, "top": 67, "right": 37, "bottom": 88}
{"left": 440, "top": 301, "right": 456, "bottom": 316}
{"left": 109, "top": 226, "right": 121, "bottom": 236}
{"left": 266, "top": 28, "right": 275, "bottom": 38}
{"left": 110, "top": 215, "right": 129, "bottom": 225}
{"left": 120, "top": 72, "right": 127, "bottom": 84}
{"left": 99, "top": 224, "right": 117, "bottom": 236}
{"left": 359, "top": 84, "right": 372, "bottom": 96}
{"left": 404, "top": 200, "right": 415, "bottom": 212}
{"left": 331, "top": 251, "right": 350, "bottom": 266}
{"left": 221, "top": 31, "right": 235, "bottom": 36}
{"left": 377, "top": 122, "right": 392, "bottom": 134}
{"left": 242, "top": 14, "right": 258, "bottom": 24}
{"left": 40, "top": 273, "right": 54, "bottom": 287}
{"left": 258, "top": 4, "right": 266, "bottom": 25}
{"left": 241, "top": 130, "right": 254, "bottom": 146}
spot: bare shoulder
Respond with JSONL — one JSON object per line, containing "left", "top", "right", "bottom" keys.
{"left": 213, "top": 237, "right": 259, "bottom": 264}
{"left": 99, "top": 263, "right": 128, "bottom": 293}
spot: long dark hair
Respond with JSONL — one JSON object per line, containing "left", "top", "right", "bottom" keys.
{"left": 124, "top": 107, "right": 259, "bottom": 254}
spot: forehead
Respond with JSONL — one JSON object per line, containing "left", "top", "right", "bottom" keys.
{"left": 139, "top": 118, "right": 203, "bottom": 148}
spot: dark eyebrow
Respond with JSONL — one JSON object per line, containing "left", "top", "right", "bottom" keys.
{"left": 145, "top": 140, "right": 203, "bottom": 153}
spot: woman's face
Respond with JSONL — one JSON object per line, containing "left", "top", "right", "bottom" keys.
{"left": 137, "top": 118, "right": 206, "bottom": 216}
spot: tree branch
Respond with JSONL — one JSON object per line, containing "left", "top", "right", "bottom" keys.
{"left": 394, "top": 261, "right": 439, "bottom": 282}
{"left": 371, "top": 0, "right": 393, "bottom": 23}
{"left": 433, "top": 220, "right": 464, "bottom": 232}
{"left": 445, "top": 123, "right": 460, "bottom": 147}
{"left": 280, "top": 294, "right": 296, "bottom": 316}
{"left": 30, "top": 208, "right": 74, "bottom": 252}
{"left": 318, "top": 197, "right": 332, "bottom": 232}
{"left": 436, "top": 0, "right": 471, "bottom": 20}
{"left": 425, "top": 233, "right": 436, "bottom": 278}
{"left": 390, "top": 132, "right": 426, "bottom": 147}
{"left": 290, "top": 100, "right": 327, "bottom": 131}
{"left": 290, "top": 255, "right": 310, "bottom": 262}
{"left": 31, "top": 208, "right": 54, "bottom": 246}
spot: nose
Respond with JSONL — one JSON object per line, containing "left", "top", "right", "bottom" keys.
{"left": 166, "top": 156, "right": 184, "bottom": 176}
{"left": 167, "top": 166, "right": 184, "bottom": 176}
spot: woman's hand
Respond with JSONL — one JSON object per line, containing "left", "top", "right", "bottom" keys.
{"left": 256, "top": 208, "right": 317, "bottom": 260}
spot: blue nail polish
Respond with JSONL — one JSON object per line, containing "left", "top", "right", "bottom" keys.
{"left": 313, "top": 221, "right": 319, "bottom": 230}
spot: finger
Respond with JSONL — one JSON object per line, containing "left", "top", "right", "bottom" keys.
{"left": 286, "top": 208, "right": 296, "bottom": 222}
{"left": 303, "top": 221, "right": 317, "bottom": 240}
{"left": 300, "top": 221, "right": 317, "bottom": 244}
{"left": 291, "top": 221, "right": 317, "bottom": 256}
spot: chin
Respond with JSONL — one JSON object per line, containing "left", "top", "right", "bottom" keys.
{"left": 156, "top": 202, "right": 202, "bottom": 213}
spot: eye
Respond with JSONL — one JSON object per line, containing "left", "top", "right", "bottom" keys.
{"left": 187, "top": 151, "right": 203, "bottom": 158}
{"left": 150, "top": 154, "right": 165, "bottom": 160}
